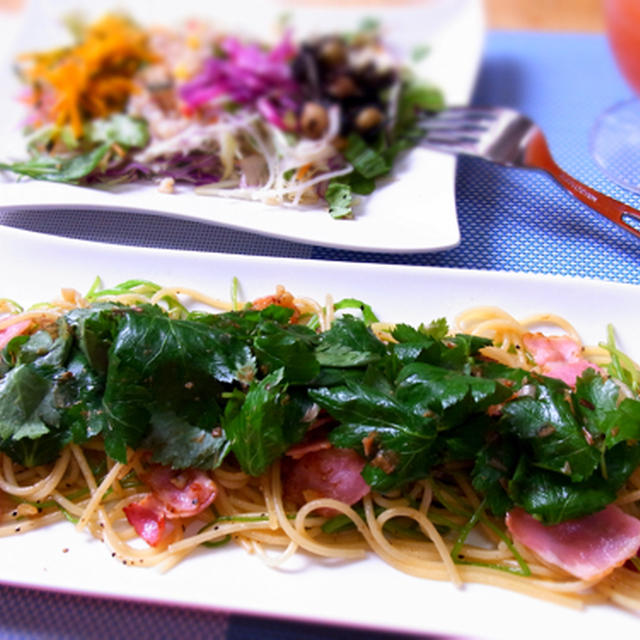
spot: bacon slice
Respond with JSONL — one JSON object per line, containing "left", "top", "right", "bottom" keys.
{"left": 285, "top": 437, "right": 333, "bottom": 460}
{"left": 124, "top": 465, "right": 217, "bottom": 546}
{"left": 0, "top": 320, "right": 32, "bottom": 350}
{"left": 123, "top": 496, "right": 171, "bottom": 547}
{"left": 506, "top": 505, "right": 640, "bottom": 580}
{"left": 141, "top": 465, "right": 217, "bottom": 518}
{"left": 523, "top": 333, "right": 603, "bottom": 386}
{"left": 0, "top": 489, "right": 15, "bottom": 514}
{"left": 284, "top": 447, "right": 370, "bottom": 514}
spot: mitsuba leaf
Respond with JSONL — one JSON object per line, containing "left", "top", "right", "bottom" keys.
{"left": 392, "top": 319, "right": 448, "bottom": 343}
{"left": 572, "top": 369, "right": 640, "bottom": 446}
{"left": 64, "top": 303, "right": 124, "bottom": 374}
{"left": 223, "top": 368, "right": 306, "bottom": 476}
{"left": 313, "top": 381, "right": 438, "bottom": 491}
{"left": 310, "top": 366, "right": 369, "bottom": 388}
{"left": 470, "top": 432, "right": 520, "bottom": 517}
{"left": 253, "top": 321, "right": 319, "bottom": 384}
{"left": 444, "top": 414, "right": 495, "bottom": 462}
{"left": 143, "top": 410, "right": 230, "bottom": 469}
{"left": 501, "top": 382, "right": 600, "bottom": 482}
{"left": 509, "top": 441, "right": 640, "bottom": 524}
{"left": 197, "top": 305, "right": 293, "bottom": 339}
{"left": 57, "top": 350, "right": 107, "bottom": 442}
{"left": 609, "top": 398, "right": 640, "bottom": 446}
{"left": 438, "top": 334, "right": 493, "bottom": 372}
{"left": 391, "top": 335, "right": 439, "bottom": 367}
{"left": 1, "top": 429, "right": 70, "bottom": 468}
{"left": 3, "top": 331, "right": 52, "bottom": 368}
{"left": 0, "top": 364, "right": 52, "bottom": 441}
{"left": 102, "top": 308, "right": 253, "bottom": 461}
{"left": 391, "top": 330, "right": 491, "bottom": 373}
{"left": 0, "top": 330, "right": 75, "bottom": 465}
{"left": 395, "top": 362, "right": 512, "bottom": 428}
{"left": 475, "top": 360, "right": 530, "bottom": 386}
{"left": 315, "top": 315, "right": 387, "bottom": 368}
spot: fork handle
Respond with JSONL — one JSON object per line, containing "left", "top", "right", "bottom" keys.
{"left": 525, "top": 131, "right": 640, "bottom": 239}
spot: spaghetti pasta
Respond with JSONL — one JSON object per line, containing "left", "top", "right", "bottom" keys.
{"left": 1, "top": 279, "right": 640, "bottom": 613}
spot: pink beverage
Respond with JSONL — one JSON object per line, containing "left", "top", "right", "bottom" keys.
{"left": 604, "top": 0, "right": 640, "bottom": 95}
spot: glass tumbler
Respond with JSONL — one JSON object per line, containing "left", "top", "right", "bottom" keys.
{"left": 591, "top": 0, "right": 640, "bottom": 193}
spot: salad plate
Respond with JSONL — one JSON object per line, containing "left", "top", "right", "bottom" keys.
{"left": 1, "top": 225, "right": 640, "bottom": 640}
{"left": 0, "top": 0, "right": 485, "bottom": 253}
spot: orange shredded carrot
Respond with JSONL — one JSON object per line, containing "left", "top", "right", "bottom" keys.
{"left": 295, "top": 163, "right": 313, "bottom": 181}
{"left": 18, "top": 14, "right": 156, "bottom": 138}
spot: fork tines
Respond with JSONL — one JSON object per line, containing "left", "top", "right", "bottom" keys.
{"left": 418, "top": 106, "right": 524, "bottom": 156}
{"left": 418, "top": 108, "right": 495, "bottom": 150}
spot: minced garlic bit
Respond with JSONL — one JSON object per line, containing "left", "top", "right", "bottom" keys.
{"left": 158, "top": 177, "right": 175, "bottom": 194}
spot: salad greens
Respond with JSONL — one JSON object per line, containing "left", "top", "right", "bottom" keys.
{"left": 2, "top": 13, "right": 445, "bottom": 217}
{"left": 0, "top": 115, "right": 149, "bottom": 183}
{"left": 326, "top": 80, "right": 445, "bottom": 218}
{"left": 2, "top": 293, "right": 639, "bottom": 526}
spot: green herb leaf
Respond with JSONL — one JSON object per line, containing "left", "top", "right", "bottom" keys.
{"left": 333, "top": 298, "right": 379, "bottom": 325}
{"left": 395, "top": 362, "right": 512, "bottom": 428}
{"left": 501, "top": 382, "right": 600, "bottom": 482}
{"left": 223, "top": 368, "right": 304, "bottom": 476}
{"left": 253, "top": 321, "right": 320, "bottom": 384}
{"left": 343, "top": 133, "right": 390, "bottom": 179}
{"left": 313, "top": 381, "right": 438, "bottom": 491}
{"left": 102, "top": 307, "right": 253, "bottom": 461}
{"left": 143, "top": 410, "right": 230, "bottom": 469}
{"left": 325, "top": 181, "right": 353, "bottom": 219}
{"left": 509, "top": 440, "right": 640, "bottom": 524}
{"left": 0, "top": 143, "right": 110, "bottom": 182}
{"left": 86, "top": 114, "right": 149, "bottom": 148}
{"left": 315, "top": 315, "right": 387, "bottom": 367}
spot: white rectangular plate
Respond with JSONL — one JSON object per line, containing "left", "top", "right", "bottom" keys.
{"left": 1, "top": 225, "right": 640, "bottom": 640}
{"left": 0, "top": 0, "right": 485, "bottom": 253}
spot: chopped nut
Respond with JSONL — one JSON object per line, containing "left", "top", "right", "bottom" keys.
{"left": 355, "top": 106, "right": 384, "bottom": 131}
{"left": 538, "top": 424, "right": 556, "bottom": 438}
{"left": 319, "top": 38, "right": 347, "bottom": 66}
{"left": 328, "top": 75, "right": 359, "bottom": 99}
{"left": 16, "top": 503, "right": 39, "bottom": 517}
{"left": 158, "top": 176, "right": 175, "bottom": 194}
{"left": 300, "top": 101, "right": 329, "bottom": 139}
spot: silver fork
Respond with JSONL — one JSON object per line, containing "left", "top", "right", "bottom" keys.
{"left": 420, "top": 106, "right": 640, "bottom": 240}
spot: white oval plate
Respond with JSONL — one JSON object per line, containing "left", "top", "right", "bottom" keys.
{"left": 0, "top": 0, "right": 485, "bottom": 253}
{"left": 1, "top": 225, "right": 639, "bottom": 640}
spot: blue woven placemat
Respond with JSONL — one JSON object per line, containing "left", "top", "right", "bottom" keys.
{"left": 2, "top": 29, "right": 640, "bottom": 640}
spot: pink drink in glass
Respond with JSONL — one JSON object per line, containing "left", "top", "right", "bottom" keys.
{"left": 590, "top": 0, "right": 640, "bottom": 194}
{"left": 604, "top": 0, "right": 640, "bottom": 94}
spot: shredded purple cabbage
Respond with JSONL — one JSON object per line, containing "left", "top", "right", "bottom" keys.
{"left": 156, "top": 152, "right": 222, "bottom": 185}
{"left": 85, "top": 161, "right": 153, "bottom": 185}
{"left": 179, "top": 32, "right": 300, "bottom": 129}
{"left": 87, "top": 152, "right": 221, "bottom": 186}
